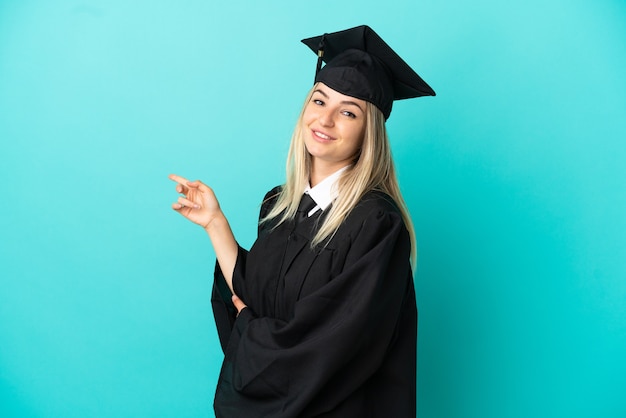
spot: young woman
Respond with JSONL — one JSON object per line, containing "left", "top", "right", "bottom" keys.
{"left": 170, "top": 25, "right": 434, "bottom": 418}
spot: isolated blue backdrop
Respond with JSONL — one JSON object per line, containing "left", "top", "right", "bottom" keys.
{"left": 1, "top": 1, "right": 625, "bottom": 417}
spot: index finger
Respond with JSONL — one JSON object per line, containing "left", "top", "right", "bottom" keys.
{"left": 169, "top": 173, "right": 190, "bottom": 185}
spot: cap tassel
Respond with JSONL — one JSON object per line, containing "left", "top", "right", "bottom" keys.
{"left": 314, "top": 34, "right": 326, "bottom": 82}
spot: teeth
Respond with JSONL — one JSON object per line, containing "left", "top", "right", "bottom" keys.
{"left": 315, "top": 131, "right": 331, "bottom": 140}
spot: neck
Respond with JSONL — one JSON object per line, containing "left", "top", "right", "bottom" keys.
{"left": 309, "top": 159, "right": 349, "bottom": 187}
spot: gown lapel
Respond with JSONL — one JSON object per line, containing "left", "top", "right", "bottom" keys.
{"left": 279, "top": 211, "right": 324, "bottom": 279}
{"left": 275, "top": 210, "right": 329, "bottom": 314}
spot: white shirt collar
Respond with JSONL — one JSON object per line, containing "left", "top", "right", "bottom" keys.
{"left": 303, "top": 165, "right": 350, "bottom": 216}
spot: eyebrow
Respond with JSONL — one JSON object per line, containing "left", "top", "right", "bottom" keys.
{"left": 313, "top": 89, "right": 365, "bottom": 113}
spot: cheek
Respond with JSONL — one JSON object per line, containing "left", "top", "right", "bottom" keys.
{"left": 350, "top": 126, "right": 366, "bottom": 148}
{"left": 301, "top": 105, "right": 316, "bottom": 125}
{"left": 300, "top": 115, "right": 312, "bottom": 136}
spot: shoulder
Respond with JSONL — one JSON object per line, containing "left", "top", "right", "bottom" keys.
{"left": 340, "top": 190, "right": 406, "bottom": 237}
{"left": 331, "top": 190, "right": 410, "bottom": 258}
{"left": 259, "top": 185, "right": 283, "bottom": 220}
{"left": 262, "top": 185, "right": 283, "bottom": 205}
{"left": 356, "top": 190, "right": 401, "bottom": 213}
{"left": 350, "top": 190, "right": 402, "bottom": 222}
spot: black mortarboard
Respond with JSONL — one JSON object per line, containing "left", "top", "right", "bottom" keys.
{"left": 301, "top": 25, "right": 435, "bottom": 120}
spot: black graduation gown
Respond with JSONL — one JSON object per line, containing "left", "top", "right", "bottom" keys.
{"left": 211, "top": 187, "right": 417, "bottom": 418}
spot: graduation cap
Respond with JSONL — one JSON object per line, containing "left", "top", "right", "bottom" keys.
{"left": 301, "top": 25, "right": 435, "bottom": 120}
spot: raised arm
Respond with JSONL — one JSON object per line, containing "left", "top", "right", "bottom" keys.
{"left": 169, "top": 174, "right": 238, "bottom": 294}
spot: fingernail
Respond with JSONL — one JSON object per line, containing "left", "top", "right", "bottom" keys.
{"left": 193, "top": 204, "right": 200, "bottom": 209}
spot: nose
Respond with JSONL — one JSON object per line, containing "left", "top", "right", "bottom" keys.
{"left": 318, "top": 107, "right": 335, "bottom": 127}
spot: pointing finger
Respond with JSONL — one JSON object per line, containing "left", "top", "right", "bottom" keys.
{"left": 169, "top": 174, "right": 190, "bottom": 185}
{"left": 187, "top": 180, "right": 212, "bottom": 193}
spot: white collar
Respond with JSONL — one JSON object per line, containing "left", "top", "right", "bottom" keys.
{"left": 303, "top": 165, "right": 350, "bottom": 217}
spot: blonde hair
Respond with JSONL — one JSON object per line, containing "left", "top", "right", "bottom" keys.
{"left": 262, "top": 84, "right": 417, "bottom": 266}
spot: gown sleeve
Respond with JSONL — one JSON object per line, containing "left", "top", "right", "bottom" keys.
{"left": 211, "top": 186, "right": 282, "bottom": 353}
{"left": 215, "top": 200, "right": 414, "bottom": 417}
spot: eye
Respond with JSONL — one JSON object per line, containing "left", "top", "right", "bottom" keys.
{"left": 342, "top": 110, "right": 357, "bottom": 119}
{"left": 312, "top": 99, "right": 324, "bottom": 106}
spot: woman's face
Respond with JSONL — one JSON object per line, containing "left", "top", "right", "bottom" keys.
{"left": 301, "top": 83, "right": 367, "bottom": 172}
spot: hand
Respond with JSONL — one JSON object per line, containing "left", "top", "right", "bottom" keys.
{"left": 232, "top": 294, "right": 247, "bottom": 316}
{"left": 169, "top": 174, "right": 222, "bottom": 229}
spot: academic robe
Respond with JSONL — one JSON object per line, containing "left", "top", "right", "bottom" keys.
{"left": 211, "top": 186, "right": 417, "bottom": 418}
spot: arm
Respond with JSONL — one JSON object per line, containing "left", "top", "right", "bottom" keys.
{"left": 169, "top": 174, "right": 238, "bottom": 294}
{"left": 211, "top": 186, "right": 281, "bottom": 351}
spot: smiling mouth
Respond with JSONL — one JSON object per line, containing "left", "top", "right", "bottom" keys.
{"left": 313, "top": 130, "right": 335, "bottom": 141}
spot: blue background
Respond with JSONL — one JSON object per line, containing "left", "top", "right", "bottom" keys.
{"left": 1, "top": 1, "right": 625, "bottom": 417}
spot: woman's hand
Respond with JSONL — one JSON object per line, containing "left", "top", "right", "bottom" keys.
{"left": 232, "top": 294, "right": 247, "bottom": 316}
{"left": 169, "top": 174, "right": 221, "bottom": 229}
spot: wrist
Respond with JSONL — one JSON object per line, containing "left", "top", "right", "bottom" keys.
{"left": 203, "top": 211, "right": 226, "bottom": 232}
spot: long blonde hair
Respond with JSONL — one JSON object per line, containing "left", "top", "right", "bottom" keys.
{"left": 262, "top": 84, "right": 417, "bottom": 265}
